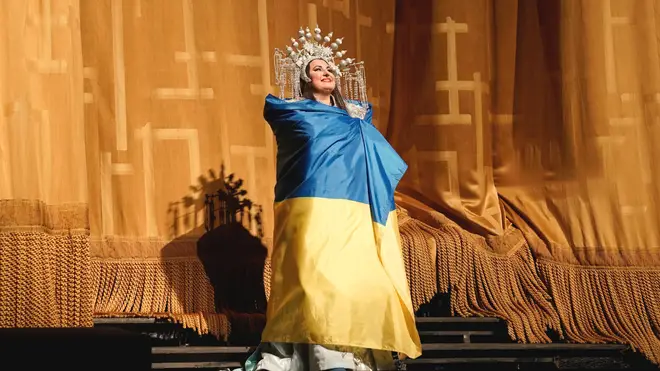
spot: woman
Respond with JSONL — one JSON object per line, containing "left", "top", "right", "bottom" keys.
{"left": 245, "top": 27, "right": 421, "bottom": 371}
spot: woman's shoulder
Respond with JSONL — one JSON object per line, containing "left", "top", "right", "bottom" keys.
{"left": 264, "top": 95, "right": 306, "bottom": 112}
{"left": 265, "top": 94, "right": 302, "bottom": 103}
{"left": 265, "top": 94, "right": 311, "bottom": 109}
{"left": 264, "top": 95, "right": 322, "bottom": 125}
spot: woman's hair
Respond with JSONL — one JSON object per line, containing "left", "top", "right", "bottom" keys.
{"left": 300, "top": 60, "right": 347, "bottom": 111}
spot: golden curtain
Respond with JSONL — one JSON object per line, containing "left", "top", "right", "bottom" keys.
{"left": 0, "top": 0, "right": 91, "bottom": 327}
{"left": 389, "top": 0, "right": 660, "bottom": 364}
{"left": 78, "top": 0, "right": 395, "bottom": 338}
{"left": 2, "top": 0, "right": 660, "bottom": 365}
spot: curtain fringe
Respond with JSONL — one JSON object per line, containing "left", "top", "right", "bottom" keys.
{"left": 539, "top": 260, "right": 660, "bottom": 364}
{"left": 397, "top": 209, "right": 660, "bottom": 364}
{"left": 0, "top": 230, "right": 92, "bottom": 328}
{"left": 91, "top": 258, "right": 230, "bottom": 340}
{"left": 400, "top": 216, "right": 560, "bottom": 343}
{"left": 398, "top": 213, "right": 561, "bottom": 343}
{"left": 91, "top": 217, "right": 660, "bottom": 364}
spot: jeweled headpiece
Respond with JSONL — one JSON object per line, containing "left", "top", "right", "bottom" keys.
{"left": 274, "top": 26, "right": 368, "bottom": 108}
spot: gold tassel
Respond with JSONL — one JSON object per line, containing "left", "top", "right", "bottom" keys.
{"left": 92, "top": 258, "right": 231, "bottom": 340}
{"left": 539, "top": 260, "right": 660, "bottom": 364}
{"left": 0, "top": 231, "right": 93, "bottom": 328}
{"left": 396, "top": 208, "right": 561, "bottom": 343}
{"left": 396, "top": 205, "right": 660, "bottom": 365}
{"left": 395, "top": 212, "right": 437, "bottom": 311}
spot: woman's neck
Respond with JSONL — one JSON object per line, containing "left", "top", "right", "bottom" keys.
{"left": 313, "top": 92, "right": 333, "bottom": 106}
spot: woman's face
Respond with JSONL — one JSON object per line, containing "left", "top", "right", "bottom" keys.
{"left": 307, "top": 59, "right": 335, "bottom": 94}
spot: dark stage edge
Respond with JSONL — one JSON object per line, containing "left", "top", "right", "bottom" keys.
{"left": 0, "top": 326, "right": 151, "bottom": 371}
{"left": 91, "top": 316, "right": 657, "bottom": 371}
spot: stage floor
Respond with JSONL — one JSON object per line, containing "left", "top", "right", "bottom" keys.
{"left": 90, "top": 315, "right": 654, "bottom": 371}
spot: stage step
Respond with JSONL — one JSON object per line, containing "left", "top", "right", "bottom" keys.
{"left": 148, "top": 343, "right": 634, "bottom": 370}
{"left": 94, "top": 317, "right": 223, "bottom": 346}
{"left": 415, "top": 316, "right": 507, "bottom": 343}
{"left": 151, "top": 346, "right": 251, "bottom": 370}
{"left": 152, "top": 361, "right": 241, "bottom": 370}
{"left": 95, "top": 316, "right": 653, "bottom": 370}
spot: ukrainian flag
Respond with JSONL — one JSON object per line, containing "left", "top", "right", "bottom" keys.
{"left": 260, "top": 94, "right": 422, "bottom": 359}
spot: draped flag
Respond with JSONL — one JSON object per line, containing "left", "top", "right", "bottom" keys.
{"left": 260, "top": 95, "right": 422, "bottom": 359}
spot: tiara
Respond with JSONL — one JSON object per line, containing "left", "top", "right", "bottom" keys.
{"left": 273, "top": 26, "right": 369, "bottom": 111}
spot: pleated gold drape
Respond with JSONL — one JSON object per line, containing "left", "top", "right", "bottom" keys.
{"left": 2, "top": 0, "right": 660, "bottom": 365}
{"left": 389, "top": 0, "right": 660, "bottom": 364}
{"left": 0, "top": 0, "right": 91, "bottom": 327}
